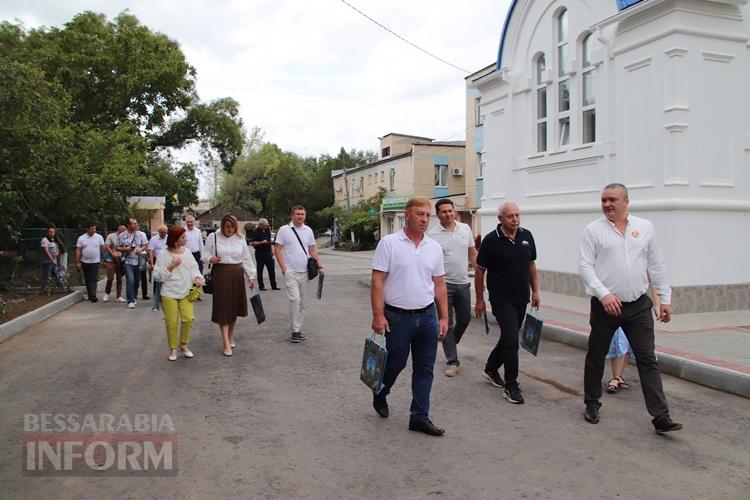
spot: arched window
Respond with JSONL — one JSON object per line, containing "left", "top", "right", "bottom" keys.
{"left": 581, "top": 32, "right": 596, "bottom": 143}
{"left": 556, "top": 8, "right": 570, "bottom": 147}
{"left": 535, "top": 54, "right": 548, "bottom": 152}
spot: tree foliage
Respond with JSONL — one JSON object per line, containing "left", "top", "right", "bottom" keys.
{"left": 0, "top": 11, "right": 243, "bottom": 243}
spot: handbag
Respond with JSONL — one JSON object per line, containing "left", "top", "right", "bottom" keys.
{"left": 187, "top": 285, "right": 201, "bottom": 302}
{"left": 138, "top": 252, "right": 148, "bottom": 272}
{"left": 520, "top": 307, "right": 543, "bottom": 356}
{"left": 290, "top": 226, "right": 319, "bottom": 280}
{"left": 202, "top": 233, "right": 218, "bottom": 294}
{"left": 360, "top": 332, "right": 388, "bottom": 393}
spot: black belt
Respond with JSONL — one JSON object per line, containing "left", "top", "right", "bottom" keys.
{"left": 385, "top": 303, "right": 432, "bottom": 315}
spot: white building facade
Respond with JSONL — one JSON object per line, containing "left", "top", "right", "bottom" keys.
{"left": 471, "top": 0, "right": 750, "bottom": 312}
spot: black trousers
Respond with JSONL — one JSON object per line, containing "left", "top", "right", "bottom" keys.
{"left": 584, "top": 294, "right": 670, "bottom": 418}
{"left": 192, "top": 251, "right": 203, "bottom": 275}
{"left": 486, "top": 301, "right": 527, "bottom": 389}
{"left": 81, "top": 263, "right": 99, "bottom": 299}
{"left": 255, "top": 252, "right": 276, "bottom": 289}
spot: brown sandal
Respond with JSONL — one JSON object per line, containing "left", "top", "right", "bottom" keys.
{"left": 606, "top": 378, "right": 620, "bottom": 393}
{"left": 616, "top": 377, "right": 630, "bottom": 390}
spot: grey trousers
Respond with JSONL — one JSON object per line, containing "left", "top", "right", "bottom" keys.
{"left": 441, "top": 282, "right": 472, "bottom": 365}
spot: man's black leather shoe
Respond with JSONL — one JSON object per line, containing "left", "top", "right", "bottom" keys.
{"left": 653, "top": 416, "right": 683, "bottom": 433}
{"left": 408, "top": 418, "right": 445, "bottom": 436}
{"left": 584, "top": 405, "right": 600, "bottom": 424}
{"left": 373, "top": 394, "right": 388, "bottom": 418}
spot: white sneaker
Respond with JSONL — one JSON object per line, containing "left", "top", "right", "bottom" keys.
{"left": 116, "top": 296, "right": 126, "bottom": 303}
{"left": 102, "top": 294, "right": 109, "bottom": 302}
{"left": 83, "top": 294, "right": 89, "bottom": 300}
{"left": 128, "top": 302, "right": 136, "bottom": 309}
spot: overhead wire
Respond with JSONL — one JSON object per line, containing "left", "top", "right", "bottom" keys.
{"left": 339, "top": 0, "right": 470, "bottom": 74}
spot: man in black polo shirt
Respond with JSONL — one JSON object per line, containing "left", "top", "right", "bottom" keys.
{"left": 251, "top": 218, "right": 279, "bottom": 291}
{"left": 474, "top": 202, "right": 540, "bottom": 404}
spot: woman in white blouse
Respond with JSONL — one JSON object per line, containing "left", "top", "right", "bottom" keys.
{"left": 203, "top": 214, "right": 256, "bottom": 356}
{"left": 154, "top": 226, "right": 205, "bottom": 361}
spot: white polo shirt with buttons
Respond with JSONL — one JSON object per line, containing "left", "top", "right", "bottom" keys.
{"left": 371, "top": 229, "right": 445, "bottom": 310}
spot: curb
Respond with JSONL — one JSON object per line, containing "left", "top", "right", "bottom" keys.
{"left": 0, "top": 291, "right": 83, "bottom": 343}
{"left": 542, "top": 323, "right": 750, "bottom": 399}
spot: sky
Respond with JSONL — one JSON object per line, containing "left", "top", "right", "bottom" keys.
{"left": 1, "top": 0, "right": 511, "bottom": 158}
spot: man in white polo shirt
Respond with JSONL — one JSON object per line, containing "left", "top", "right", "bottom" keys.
{"left": 579, "top": 182, "right": 682, "bottom": 433}
{"left": 184, "top": 216, "right": 205, "bottom": 274}
{"left": 75, "top": 223, "right": 106, "bottom": 302}
{"left": 428, "top": 198, "right": 476, "bottom": 377}
{"left": 274, "top": 205, "right": 324, "bottom": 343}
{"left": 371, "top": 196, "right": 449, "bottom": 436}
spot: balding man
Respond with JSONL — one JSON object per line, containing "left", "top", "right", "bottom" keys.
{"left": 251, "top": 218, "right": 278, "bottom": 291}
{"left": 475, "top": 202, "right": 539, "bottom": 405}
{"left": 148, "top": 225, "right": 169, "bottom": 309}
{"left": 579, "top": 183, "right": 682, "bottom": 433}
{"left": 185, "top": 216, "right": 205, "bottom": 274}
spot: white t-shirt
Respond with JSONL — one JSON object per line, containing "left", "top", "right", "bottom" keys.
{"left": 428, "top": 221, "right": 473, "bottom": 285}
{"left": 371, "top": 230, "right": 445, "bottom": 309}
{"left": 275, "top": 223, "right": 316, "bottom": 273}
{"left": 76, "top": 233, "right": 105, "bottom": 264}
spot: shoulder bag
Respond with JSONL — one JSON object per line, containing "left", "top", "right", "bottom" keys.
{"left": 290, "top": 226, "right": 319, "bottom": 280}
{"left": 202, "top": 233, "right": 218, "bottom": 294}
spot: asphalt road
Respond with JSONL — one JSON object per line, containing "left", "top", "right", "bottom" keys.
{"left": 0, "top": 251, "right": 748, "bottom": 499}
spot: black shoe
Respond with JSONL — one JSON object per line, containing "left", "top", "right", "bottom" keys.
{"left": 290, "top": 332, "right": 302, "bottom": 343}
{"left": 90, "top": 297, "right": 98, "bottom": 303}
{"left": 297, "top": 331, "right": 306, "bottom": 340}
{"left": 482, "top": 369, "right": 505, "bottom": 388}
{"left": 408, "top": 418, "right": 445, "bottom": 436}
{"left": 504, "top": 386, "right": 524, "bottom": 404}
{"left": 653, "top": 416, "right": 683, "bottom": 433}
{"left": 258, "top": 287, "right": 267, "bottom": 291}
{"left": 373, "top": 394, "right": 389, "bottom": 418}
{"left": 143, "top": 295, "right": 150, "bottom": 300}
{"left": 271, "top": 286, "right": 280, "bottom": 290}
{"left": 584, "top": 404, "right": 600, "bottom": 424}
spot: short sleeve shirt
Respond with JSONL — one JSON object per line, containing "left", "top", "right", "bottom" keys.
{"left": 476, "top": 225, "right": 537, "bottom": 304}
{"left": 251, "top": 227, "right": 273, "bottom": 256}
{"left": 76, "top": 233, "right": 105, "bottom": 264}
{"left": 41, "top": 237, "right": 58, "bottom": 258}
{"left": 428, "top": 221, "right": 473, "bottom": 285}
{"left": 371, "top": 230, "right": 445, "bottom": 309}
{"left": 148, "top": 235, "right": 168, "bottom": 259}
{"left": 275, "top": 223, "right": 315, "bottom": 273}
{"left": 117, "top": 231, "right": 148, "bottom": 266}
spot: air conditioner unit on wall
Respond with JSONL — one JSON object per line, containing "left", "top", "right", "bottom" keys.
{"left": 452, "top": 168, "right": 463, "bottom": 176}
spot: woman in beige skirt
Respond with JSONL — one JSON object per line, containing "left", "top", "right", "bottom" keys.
{"left": 202, "top": 214, "right": 256, "bottom": 356}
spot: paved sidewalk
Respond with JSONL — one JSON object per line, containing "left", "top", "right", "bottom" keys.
{"left": 319, "top": 247, "right": 750, "bottom": 397}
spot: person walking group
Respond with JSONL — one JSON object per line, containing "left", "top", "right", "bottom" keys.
{"left": 102, "top": 225, "right": 126, "bottom": 302}
{"left": 154, "top": 225, "right": 204, "bottom": 361}
{"left": 370, "top": 196, "right": 449, "bottom": 436}
{"left": 203, "top": 214, "right": 257, "bottom": 357}
{"left": 274, "top": 206, "right": 324, "bottom": 344}
{"left": 251, "top": 218, "right": 279, "bottom": 291}
{"left": 75, "top": 223, "right": 105, "bottom": 302}
{"left": 116, "top": 218, "right": 149, "bottom": 309}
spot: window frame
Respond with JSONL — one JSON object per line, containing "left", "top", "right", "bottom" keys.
{"left": 581, "top": 32, "right": 596, "bottom": 144}
{"left": 555, "top": 8, "right": 571, "bottom": 149}
{"left": 535, "top": 53, "right": 548, "bottom": 153}
{"left": 434, "top": 164, "right": 449, "bottom": 188}
{"left": 389, "top": 168, "right": 395, "bottom": 191}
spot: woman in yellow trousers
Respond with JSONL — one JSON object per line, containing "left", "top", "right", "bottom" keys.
{"left": 154, "top": 226, "right": 205, "bottom": 361}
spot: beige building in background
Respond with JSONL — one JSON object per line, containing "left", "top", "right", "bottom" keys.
{"left": 331, "top": 133, "right": 466, "bottom": 237}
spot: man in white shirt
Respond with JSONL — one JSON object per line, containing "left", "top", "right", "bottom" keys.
{"left": 371, "top": 196, "right": 449, "bottom": 436}
{"left": 274, "top": 205, "right": 324, "bottom": 343}
{"left": 579, "top": 183, "right": 682, "bottom": 433}
{"left": 428, "top": 199, "right": 476, "bottom": 377}
{"left": 184, "top": 216, "right": 205, "bottom": 274}
{"left": 75, "top": 223, "right": 106, "bottom": 302}
{"left": 148, "top": 225, "right": 169, "bottom": 310}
